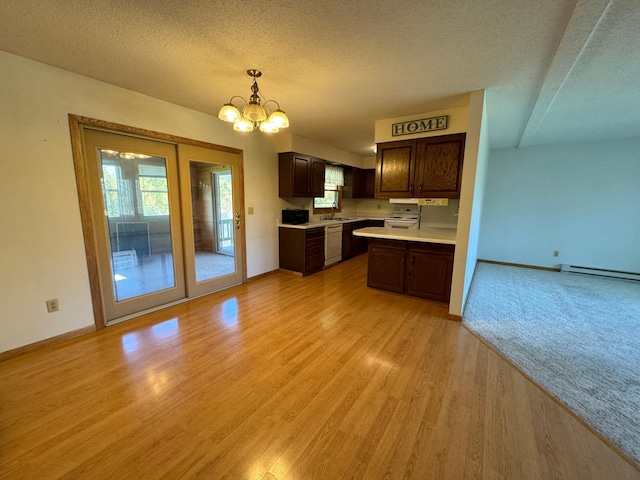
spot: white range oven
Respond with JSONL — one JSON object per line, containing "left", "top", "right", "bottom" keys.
{"left": 384, "top": 206, "right": 421, "bottom": 231}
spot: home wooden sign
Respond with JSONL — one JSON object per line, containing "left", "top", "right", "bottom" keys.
{"left": 392, "top": 115, "right": 448, "bottom": 136}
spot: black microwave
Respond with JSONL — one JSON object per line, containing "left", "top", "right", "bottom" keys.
{"left": 282, "top": 209, "right": 309, "bottom": 225}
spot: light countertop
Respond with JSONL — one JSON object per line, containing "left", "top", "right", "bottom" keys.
{"left": 278, "top": 217, "right": 385, "bottom": 230}
{"left": 353, "top": 227, "right": 457, "bottom": 245}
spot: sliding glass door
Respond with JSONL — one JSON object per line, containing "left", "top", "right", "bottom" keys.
{"left": 81, "top": 129, "right": 244, "bottom": 324}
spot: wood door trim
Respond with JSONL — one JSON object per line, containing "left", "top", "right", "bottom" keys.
{"left": 237, "top": 151, "right": 248, "bottom": 282}
{"left": 69, "top": 115, "right": 243, "bottom": 154}
{"left": 68, "top": 114, "right": 247, "bottom": 329}
{"left": 69, "top": 116, "right": 107, "bottom": 328}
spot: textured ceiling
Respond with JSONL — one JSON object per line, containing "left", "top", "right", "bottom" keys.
{"left": 0, "top": 0, "right": 638, "bottom": 155}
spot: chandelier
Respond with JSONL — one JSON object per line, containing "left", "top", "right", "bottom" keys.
{"left": 218, "top": 69, "right": 290, "bottom": 133}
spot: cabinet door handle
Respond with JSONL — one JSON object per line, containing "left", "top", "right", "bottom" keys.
{"left": 419, "top": 183, "right": 422, "bottom": 193}
{"left": 410, "top": 184, "right": 413, "bottom": 194}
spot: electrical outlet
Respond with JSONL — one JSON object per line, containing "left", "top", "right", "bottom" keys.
{"left": 553, "top": 250, "right": 559, "bottom": 257}
{"left": 46, "top": 299, "right": 59, "bottom": 313}
{"left": 248, "top": 207, "right": 254, "bottom": 215}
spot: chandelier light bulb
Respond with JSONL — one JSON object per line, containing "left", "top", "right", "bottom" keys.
{"left": 268, "top": 110, "right": 289, "bottom": 129}
{"left": 259, "top": 120, "right": 279, "bottom": 133}
{"left": 233, "top": 117, "right": 254, "bottom": 132}
{"left": 243, "top": 102, "right": 267, "bottom": 123}
{"left": 218, "top": 103, "right": 241, "bottom": 123}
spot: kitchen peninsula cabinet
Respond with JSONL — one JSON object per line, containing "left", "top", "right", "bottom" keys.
{"left": 279, "top": 152, "right": 325, "bottom": 198}
{"left": 368, "top": 239, "right": 407, "bottom": 293}
{"left": 375, "top": 133, "right": 465, "bottom": 199}
{"left": 367, "top": 238, "right": 454, "bottom": 303}
{"left": 279, "top": 226, "right": 325, "bottom": 276}
{"left": 405, "top": 242, "right": 454, "bottom": 302}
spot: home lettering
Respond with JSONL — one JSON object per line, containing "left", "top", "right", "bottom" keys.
{"left": 392, "top": 115, "right": 448, "bottom": 136}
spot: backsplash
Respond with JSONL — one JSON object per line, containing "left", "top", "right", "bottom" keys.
{"left": 280, "top": 197, "right": 459, "bottom": 227}
{"left": 351, "top": 198, "right": 393, "bottom": 218}
{"left": 420, "top": 199, "right": 459, "bottom": 228}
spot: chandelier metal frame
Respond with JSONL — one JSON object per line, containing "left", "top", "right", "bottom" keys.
{"left": 218, "top": 69, "right": 290, "bottom": 133}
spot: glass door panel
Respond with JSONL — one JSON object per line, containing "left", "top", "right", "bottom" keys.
{"left": 213, "top": 171, "right": 235, "bottom": 256}
{"left": 190, "top": 162, "right": 236, "bottom": 283}
{"left": 100, "top": 153, "right": 176, "bottom": 301}
{"left": 84, "top": 130, "right": 185, "bottom": 322}
{"left": 179, "top": 145, "right": 244, "bottom": 297}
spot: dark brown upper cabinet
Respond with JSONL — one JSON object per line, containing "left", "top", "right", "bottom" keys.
{"left": 375, "top": 133, "right": 466, "bottom": 199}
{"left": 374, "top": 140, "right": 417, "bottom": 198}
{"left": 279, "top": 152, "right": 326, "bottom": 198}
{"left": 353, "top": 168, "right": 375, "bottom": 198}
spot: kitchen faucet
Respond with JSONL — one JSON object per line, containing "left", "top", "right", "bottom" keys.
{"left": 330, "top": 201, "right": 337, "bottom": 219}
{"left": 324, "top": 201, "right": 337, "bottom": 220}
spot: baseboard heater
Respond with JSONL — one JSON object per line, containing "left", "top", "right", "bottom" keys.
{"left": 561, "top": 264, "right": 640, "bottom": 282}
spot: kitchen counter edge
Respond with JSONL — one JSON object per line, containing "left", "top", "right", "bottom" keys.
{"left": 278, "top": 218, "right": 385, "bottom": 230}
{"left": 353, "top": 227, "right": 457, "bottom": 245}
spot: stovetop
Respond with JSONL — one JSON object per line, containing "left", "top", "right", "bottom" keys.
{"left": 388, "top": 205, "right": 421, "bottom": 220}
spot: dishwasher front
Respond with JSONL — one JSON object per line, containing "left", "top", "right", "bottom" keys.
{"left": 324, "top": 224, "right": 343, "bottom": 267}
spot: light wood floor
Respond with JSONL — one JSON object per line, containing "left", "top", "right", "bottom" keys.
{"left": 1, "top": 255, "right": 638, "bottom": 479}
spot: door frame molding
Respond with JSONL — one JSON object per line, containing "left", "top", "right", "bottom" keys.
{"left": 68, "top": 114, "right": 247, "bottom": 329}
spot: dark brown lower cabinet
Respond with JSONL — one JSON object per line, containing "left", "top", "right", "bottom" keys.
{"left": 279, "top": 227, "right": 325, "bottom": 276}
{"left": 367, "top": 238, "right": 454, "bottom": 303}
{"left": 351, "top": 221, "right": 368, "bottom": 256}
{"left": 342, "top": 220, "right": 384, "bottom": 260}
{"left": 405, "top": 243, "right": 454, "bottom": 302}
{"left": 367, "top": 239, "right": 407, "bottom": 293}
{"left": 351, "top": 220, "right": 384, "bottom": 257}
{"left": 342, "top": 223, "right": 354, "bottom": 260}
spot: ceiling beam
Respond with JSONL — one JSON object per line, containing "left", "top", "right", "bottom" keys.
{"left": 518, "top": 0, "right": 614, "bottom": 148}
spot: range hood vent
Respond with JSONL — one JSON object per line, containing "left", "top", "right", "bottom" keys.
{"left": 389, "top": 198, "right": 449, "bottom": 206}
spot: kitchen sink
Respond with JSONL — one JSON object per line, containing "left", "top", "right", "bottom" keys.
{"left": 331, "top": 217, "right": 355, "bottom": 221}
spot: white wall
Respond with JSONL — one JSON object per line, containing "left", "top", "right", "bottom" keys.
{"left": 290, "top": 136, "right": 365, "bottom": 168}
{"left": 479, "top": 139, "right": 640, "bottom": 272}
{"left": 0, "top": 52, "right": 283, "bottom": 352}
{"left": 363, "top": 156, "right": 376, "bottom": 169}
{"left": 449, "top": 91, "right": 489, "bottom": 316}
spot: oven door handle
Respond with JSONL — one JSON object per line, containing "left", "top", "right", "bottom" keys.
{"left": 384, "top": 220, "right": 417, "bottom": 228}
